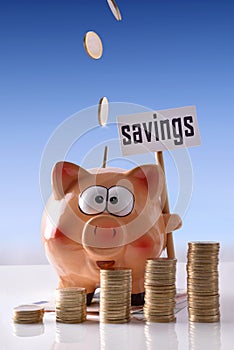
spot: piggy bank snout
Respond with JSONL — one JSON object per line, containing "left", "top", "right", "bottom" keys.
{"left": 82, "top": 215, "right": 125, "bottom": 249}
{"left": 87, "top": 215, "right": 121, "bottom": 229}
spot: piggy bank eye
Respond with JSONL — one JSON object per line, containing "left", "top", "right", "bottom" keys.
{"left": 107, "top": 186, "right": 134, "bottom": 217}
{"left": 79, "top": 186, "right": 107, "bottom": 215}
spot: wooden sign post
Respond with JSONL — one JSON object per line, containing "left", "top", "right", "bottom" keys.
{"left": 156, "top": 151, "right": 175, "bottom": 258}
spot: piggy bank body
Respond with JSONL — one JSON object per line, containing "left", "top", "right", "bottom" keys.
{"left": 41, "top": 161, "right": 181, "bottom": 303}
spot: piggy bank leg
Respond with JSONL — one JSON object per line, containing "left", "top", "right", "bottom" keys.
{"left": 131, "top": 293, "right": 145, "bottom": 306}
{"left": 87, "top": 292, "right": 95, "bottom": 305}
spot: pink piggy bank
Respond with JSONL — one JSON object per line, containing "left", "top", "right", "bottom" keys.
{"left": 41, "top": 161, "right": 181, "bottom": 305}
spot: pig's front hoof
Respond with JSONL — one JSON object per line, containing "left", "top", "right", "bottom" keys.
{"left": 87, "top": 292, "right": 95, "bottom": 306}
{"left": 131, "top": 292, "right": 145, "bottom": 306}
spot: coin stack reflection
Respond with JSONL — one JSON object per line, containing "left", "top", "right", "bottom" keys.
{"left": 13, "top": 305, "right": 44, "bottom": 324}
{"left": 187, "top": 242, "right": 220, "bottom": 323}
{"left": 100, "top": 268, "right": 132, "bottom": 324}
{"left": 100, "top": 323, "right": 130, "bottom": 349}
{"left": 145, "top": 323, "right": 178, "bottom": 350}
{"left": 144, "top": 258, "right": 177, "bottom": 323}
{"left": 55, "top": 287, "right": 86, "bottom": 324}
{"left": 189, "top": 322, "right": 221, "bottom": 350}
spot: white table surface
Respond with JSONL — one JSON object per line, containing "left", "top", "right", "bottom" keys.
{"left": 0, "top": 262, "right": 233, "bottom": 350}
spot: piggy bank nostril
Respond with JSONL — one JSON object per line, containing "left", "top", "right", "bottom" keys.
{"left": 94, "top": 226, "right": 117, "bottom": 238}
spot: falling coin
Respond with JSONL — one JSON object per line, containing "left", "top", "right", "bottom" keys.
{"left": 98, "top": 96, "right": 109, "bottom": 126}
{"left": 84, "top": 31, "right": 103, "bottom": 60}
{"left": 106, "top": 0, "right": 122, "bottom": 21}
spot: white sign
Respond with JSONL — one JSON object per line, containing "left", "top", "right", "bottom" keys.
{"left": 117, "top": 106, "right": 201, "bottom": 156}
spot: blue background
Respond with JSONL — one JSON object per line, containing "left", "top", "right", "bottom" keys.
{"left": 0, "top": 0, "right": 233, "bottom": 263}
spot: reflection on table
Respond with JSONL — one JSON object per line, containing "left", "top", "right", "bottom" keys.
{"left": 189, "top": 322, "right": 221, "bottom": 350}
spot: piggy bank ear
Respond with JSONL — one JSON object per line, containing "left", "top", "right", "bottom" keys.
{"left": 126, "top": 164, "right": 164, "bottom": 199}
{"left": 52, "top": 161, "right": 90, "bottom": 200}
{"left": 163, "top": 213, "right": 182, "bottom": 233}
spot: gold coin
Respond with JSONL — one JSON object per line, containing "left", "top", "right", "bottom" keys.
{"left": 187, "top": 279, "right": 219, "bottom": 286}
{"left": 101, "top": 267, "right": 131, "bottom": 272}
{"left": 145, "top": 272, "right": 176, "bottom": 279}
{"left": 145, "top": 281, "right": 176, "bottom": 287}
{"left": 145, "top": 269, "right": 176, "bottom": 274}
{"left": 145, "top": 304, "right": 175, "bottom": 310}
{"left": 189, "top": 304, "right": 220, "bottom": 311}
{"left": 187, "top": 264, "right": 218, "bottom": 268}
{"left": 145, "top": 284, "right": 176, "bottom": 290}
{"left": 188, "top": 291, "right": 219, "bottom": 298}
{"left": 144, "top": 312, "right": 175, "bottom": 318}
{"left": 187, "top": 249, "right": 219, "bottom": 254}
{"left": 145, "top": 267, "right": 176, "bottom": 271}
{"left": 187, "top": 281, "right": 218, "bottom": 288}
{"left": 83, "top": 31, "right": 103, "bottom": 60}
{"left": 106, "top": 0, "right": 122, "bottom": 21}
{"left": 14, "top": 305, "right": 44, "bottom": 312}
{"left": 145, "top": 304, "right": 175, "bottom": 309}
{"left": 188, "top": 311, "right": 220, "bottom": 318}
{"left": 146, "top": 258, "right": 177, "bottom": 264}
{"left": 187, "top": 279, "right": 218, "bottom": 284}
{"left": 188, "top": 241, "right": 220, "bottom": 247}
{"left": 100, "top": 318, "right": 130, "bottom": 324}
{"left": 188, "top": 297, "right": 219, "bottom": 301}
{"left": 188, "top": 293, "right": 219, "bottom": 300}
{"left": 56, "top": 287, "right": 86, "bottom": 295}
{"left": 187, "top": 259, "right": 219, "bottom": 264}
{"left": 145, "top": 294, "right": 175, "bottom": 300}
{"left": 98, "top": 97, "right": 109, "bottom": 126}
{"left": 188, "top": 250, "right": 219, "bottom": 255}
{"left": 145, "top": 315, "right": 176, "bottom": 323}
{"left": 145, "top": 307, "right": 175, "bottom": 314}
{"left": 101, "top": 271, "right": 131, "bottom": 275}
{"left": 144, "top": 301, "right": 176, "bottom": 308}
{"left": 188, "top": 306, "right": 219, "bottom": 313}
{"left": 189, "top": 314, "right": 220, "bottom": 323}
{"left": 188, "top": 269, "right": 218, "bottom": 274}
{"left": 102, "top": 276, "right": 131, "bottom": 280}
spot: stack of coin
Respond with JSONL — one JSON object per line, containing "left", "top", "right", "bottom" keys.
{"left": 187, "top": 242, "right": 220, "bottom": 323}
{"left": 13, "top": 304, "right": 44, "bottom": 324}
{"left": 144, "top": 258, "right": 177, "bottom": 323}
{"left": 100, "top": 268, "right": 132, "bottom": 324}
{"left": 55, "top": 287, "right": 86, "bottom": 324}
